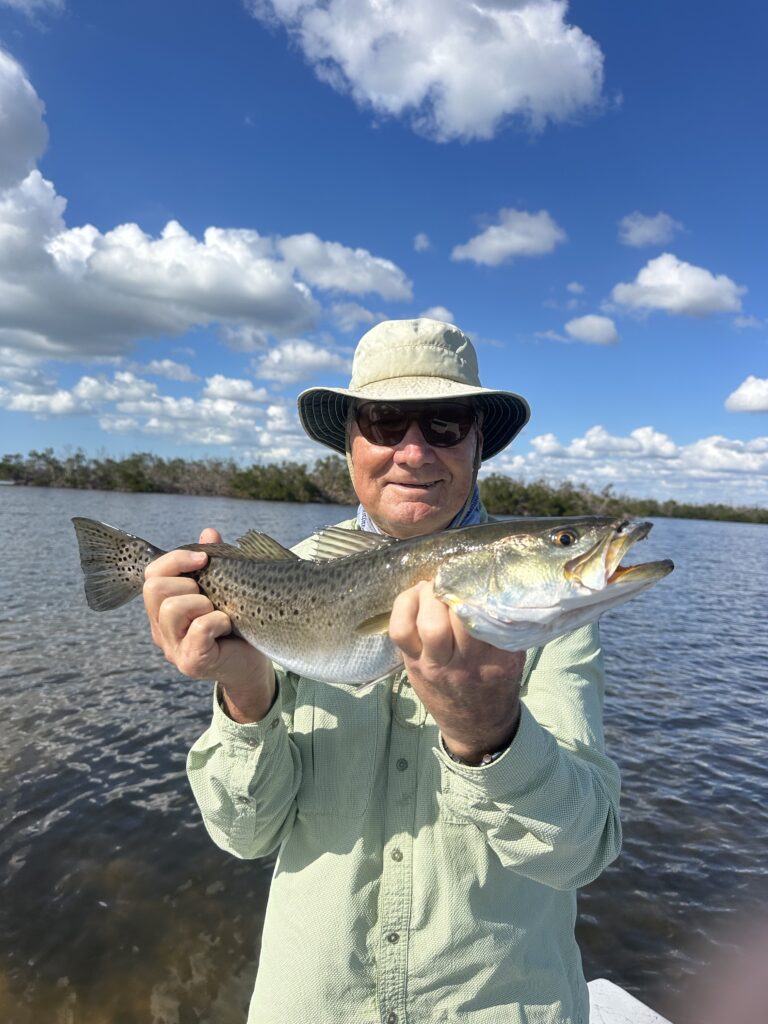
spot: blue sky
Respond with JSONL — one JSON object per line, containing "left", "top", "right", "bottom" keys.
{"left": 0, "top": 0, "right": 766, "bottom": 504}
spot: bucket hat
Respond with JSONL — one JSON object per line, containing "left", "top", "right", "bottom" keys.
{"left": 297, "top": 318, "right": 530, "bottom": 462}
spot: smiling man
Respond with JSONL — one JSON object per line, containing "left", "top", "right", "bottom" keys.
{"left": 143, "top": 318, "right": 622, "bottom": 1024}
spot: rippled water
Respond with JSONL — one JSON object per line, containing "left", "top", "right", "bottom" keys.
{"left": 1, "top": 488, "right": 766, "bottom": 1023}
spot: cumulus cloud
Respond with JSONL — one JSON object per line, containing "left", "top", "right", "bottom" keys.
{"left": 330, "top": 302, "right": 383, "bottom": 332}
{"left": 452, "top": 208, "right": 566, "bottom": 266}
{"left": 725, "top": 376, "right": 768, "bottom": 413}
{"left": 490, "top": 423, "right": 768, "bottom": 506}
{"left": 0, "top": 52, "right": 411, "bottom": 361}
{"left": 0, "top": 50, "right": 48, "bottom": 191}
{"left": 245, "top": 0, "right": 604, "bottom": 142}
{"left": 566, "top": 281, "right": 584, "bottom": 294}
{"left": 420, "top": 306, "right": 455, "bottom": 323}
{"left": 618, "top": 211, "right": 683, "bottom": 248}
{"left": 203, "top": 374, "right": 270, "bottom": 403}
{"left": 277, "top": 233, "right": 412, "bottom": 299}
{"left": 612, "top": 253, "right": 746, "bottom": 317}
{"left": 142, "top": 359, "right": 199, "bottom": 382}
{"left": 253, "top": 339, "right": 353, "bottom": 385}
{"left": 564, "top": 314, "right": 618, "bottom": 344}
{"left": 413, "top": 232, "right": 431, "bottom": 252}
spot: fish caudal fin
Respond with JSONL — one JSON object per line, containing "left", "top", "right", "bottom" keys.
{"left": 72, "top": 517, "right": 165, "bottom": 611}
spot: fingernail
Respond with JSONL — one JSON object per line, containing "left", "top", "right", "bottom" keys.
{"left": 192, "top": 551, "right": 207, "bottom": 563}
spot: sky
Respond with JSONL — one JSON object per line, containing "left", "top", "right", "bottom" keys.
{"left": 0, "top": 0, "right": 766, "bottom": 505}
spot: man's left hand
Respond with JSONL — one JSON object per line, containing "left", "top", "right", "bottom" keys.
{"left": 389, "top": 580, "right": 524, "bottom": 765}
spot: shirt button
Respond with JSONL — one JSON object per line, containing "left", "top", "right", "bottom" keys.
{"left": 270, "top": 717, "right": 280, "bottom": 729}
{"left": 386, "top": 931, "right": 400, "bottom": 944}
{"left": 386, "top": 1012, "right": 398, "bottom": 1024}
{"left": 391, "top": 848, "right": 403, "bottom": 862}
{"left": 396, "top": 758, "right": 408, "bottom": 771}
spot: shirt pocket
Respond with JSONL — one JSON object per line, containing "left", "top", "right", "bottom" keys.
{"left": 292, "top": 677, "right": 380, "bottom": 819}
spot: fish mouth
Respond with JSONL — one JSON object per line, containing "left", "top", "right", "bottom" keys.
{"left": 565, "top": 519, "right": 673, "bottom": 592}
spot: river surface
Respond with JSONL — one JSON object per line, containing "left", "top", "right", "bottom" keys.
{"left": 1, "top": 487, "right": 766, "bottom": 1023}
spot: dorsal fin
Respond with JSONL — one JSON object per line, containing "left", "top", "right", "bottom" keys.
{"left": 182, "top": 542, "right": 252, "bottom": 560}
{"left": 311, "top": 526, "right": 396, "bottom": 561}
{"left": 236, "top": 530, "right": 299, "bottom": 561}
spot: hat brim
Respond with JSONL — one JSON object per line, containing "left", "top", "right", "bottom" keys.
{"left": 298, "top": 378, "right": 530, "bottom": 462}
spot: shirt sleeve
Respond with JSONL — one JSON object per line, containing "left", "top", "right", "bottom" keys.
{"left": 434, "top": 622, "right": 622, "bottom": 891}
{"left": 186, "top": 669, "right": 302, "bottom": 860}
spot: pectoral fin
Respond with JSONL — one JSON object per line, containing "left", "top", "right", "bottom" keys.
{"left": 355, "top": 611, "right": 392, "bottom": 636}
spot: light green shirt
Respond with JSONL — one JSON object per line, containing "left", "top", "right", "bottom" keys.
{"left": 187, "top": 521, "right": 622, "bottom": 1024}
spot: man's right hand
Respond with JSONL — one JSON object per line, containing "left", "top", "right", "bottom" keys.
{"left": 143, "top": 526, "right": 276, "bottom": 723}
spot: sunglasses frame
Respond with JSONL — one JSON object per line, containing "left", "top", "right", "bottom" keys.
{"left": 353, "top": 400, "right": 478, "bottom": 449}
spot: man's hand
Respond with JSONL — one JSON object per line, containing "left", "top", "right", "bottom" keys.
{"left": 143, "top": 527, "right": 275, "bottom": 723}
{"left": 389, "top": 580, "right": 524, "bottom": 765}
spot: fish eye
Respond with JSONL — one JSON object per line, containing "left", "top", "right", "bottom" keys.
{"left": 551, "top": 528, "right": 579, "bottom": 548}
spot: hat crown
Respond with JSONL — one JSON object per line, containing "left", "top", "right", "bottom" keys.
{"left": 350, "top": 319, "right": 481, "bottom": 391}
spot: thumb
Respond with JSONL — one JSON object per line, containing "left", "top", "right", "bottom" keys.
{"left": 199, "top": 526, "right": 223, "bottom": 544}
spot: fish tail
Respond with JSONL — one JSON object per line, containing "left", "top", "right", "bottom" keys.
{"left": 72, "top": 517, "right": 165, "bottom": 611}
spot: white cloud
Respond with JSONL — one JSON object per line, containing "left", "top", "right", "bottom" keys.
{"left": 0, "top": 0, "right": 63, "bottom": 14}
{"left": 420, "top": 306, "right": 455, "bottom": 323}
{"left": 277, "top": 233, "right": 412, "bottom": 299}
{"left": 564, "top": 314, "right": 618, "bottom": 344}
{"left": 490, "top": 423, "right": 768, "bottom": 506}
{"left": 219, "top": 324, "right": 269, "bottom": 351}
{"left": 245, "top": 0, "right": 605, "bottom": 142}
{"left": 618, "top": 211, "right": 683, "bottom": 248}
{"left": 733, "top": 315, "right": 763, "bottom": 330}
{"left": 142, "top": 358, "right": 199, "bottom": 382}
{"left": 534, "top": 329, "right": 567, "bottom": 342}
{"left": 203, "top": 374, "right": 269, "bottom": 403}
{"left": 725, "top": 376, "right": 768, "bottom": 413}
{"left": 253, "top": 339, "right": 353, "bottom": 385}
{"left": 413, "top": 232, "right": 431, "bottom": 252}
{"left": 0, "top": 50, "right": 48, "bottom": 192}
{"left": 0, "top": 385, "right": 80, "bottom": 415}
{"left": 612, "top": 253, "right": 746, "bottom": 317}
{"left": 452, "top": 208, "right": 566, "bottom": 266}
{"left": 566, "top": 281, "right": 584, "bottom": 294}
{"left": 0, "top": 53, "right": 411, "bottom": 361}
{"left": 330, "top": 302, "right": 386, "bottom": 333}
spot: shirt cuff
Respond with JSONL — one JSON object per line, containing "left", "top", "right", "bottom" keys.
{"left": 209, "top": 678, "right": 285, "bottom": 752}
{"left": 435, "top": 703, "right": 560, "bottom": 803}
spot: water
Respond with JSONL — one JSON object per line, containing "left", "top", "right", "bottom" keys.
{"left": 1, "top": 488, "right": 766, "bottom": 1022}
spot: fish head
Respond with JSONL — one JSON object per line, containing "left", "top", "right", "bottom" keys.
{"left": 434, "top": 517, "right": 674, "bottom": 650}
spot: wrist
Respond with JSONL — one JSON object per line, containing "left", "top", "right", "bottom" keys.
{"left": 218, "top": 670, "right": 276, "bottom": 724}
{"left": 442, "top": 705, "right": 521, "bottom": 766}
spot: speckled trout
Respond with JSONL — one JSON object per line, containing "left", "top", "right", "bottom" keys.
{"left": 72, "top": 516, "right": 673, "bottom": 686}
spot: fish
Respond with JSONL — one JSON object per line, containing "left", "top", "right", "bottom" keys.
{"left": 72, "top": 515, "right": 673, "bottom": 686}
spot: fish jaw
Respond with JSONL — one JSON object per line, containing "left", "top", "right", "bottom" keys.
{"left": 445, "top": 557, "right": 673, "bottom": 651}
{"left": 563, "top": 519, "right": 653, "bottom": 592}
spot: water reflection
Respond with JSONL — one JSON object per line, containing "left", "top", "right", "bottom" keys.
{"left": 1, "top": 489, "right": 766, "bottom": 1021}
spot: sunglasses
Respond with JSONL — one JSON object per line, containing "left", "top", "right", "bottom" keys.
{"left": 354, "top": 401, "right": 476, "bottom": 448}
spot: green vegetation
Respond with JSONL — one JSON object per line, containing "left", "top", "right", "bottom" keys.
{"left": 0, "top": 448, "right": 765, "bottom": 524}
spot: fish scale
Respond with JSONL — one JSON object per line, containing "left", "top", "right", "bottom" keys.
{"left": 72, "top": 515, "right": 673, "bottom": 686}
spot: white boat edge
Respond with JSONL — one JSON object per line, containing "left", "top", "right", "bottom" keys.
{"left": 589, "top": 978, "right": 673, "bottom": 1024}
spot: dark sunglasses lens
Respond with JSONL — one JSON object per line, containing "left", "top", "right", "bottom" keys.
{"left": 420, "top": 406, "right": 474, "bottom": 446}
{"left": 356, "top": 403, "right": 474, "bottom": 447}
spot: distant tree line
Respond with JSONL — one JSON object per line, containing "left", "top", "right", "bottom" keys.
{"left": 1, "top": 448, "right": 766, "bottom": 524}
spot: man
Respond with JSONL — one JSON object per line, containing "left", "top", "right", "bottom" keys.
{"left": 143, "top": 318, "right": 622, "bottom": 1024}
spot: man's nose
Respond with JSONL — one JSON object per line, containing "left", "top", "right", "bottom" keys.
{"left": 392, "top": 420, "right": 435, "bottom": 463}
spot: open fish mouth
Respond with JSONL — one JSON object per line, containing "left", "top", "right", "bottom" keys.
{"left": 565, "top": 520, "right": 672, "bottom": 592}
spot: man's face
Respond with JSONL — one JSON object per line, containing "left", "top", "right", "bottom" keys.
{"left": 348, "top": 401, "right": 479, "bottom": 539}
